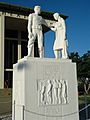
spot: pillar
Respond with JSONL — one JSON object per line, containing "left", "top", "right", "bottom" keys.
{"left": 0, "top": 15, "right": 5, "bottom": 88}
{"left": 18, "top": 31, "right": 21, "bottom": 60}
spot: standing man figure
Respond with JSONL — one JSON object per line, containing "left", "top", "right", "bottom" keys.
{"left": 27, "top": 6, "right": 48, "bottom": 58}
{"left": 46, "top": 80, "right": 52, "bottom": 105}
{"left": 52, "top": 79, "right": 58, "bottom": 104}
{"left": 61, "top": 80, "right": 67, "bottom": 104}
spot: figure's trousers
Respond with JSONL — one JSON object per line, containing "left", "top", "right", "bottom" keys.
{"left": 54, "top": 50, "right": 60, "bottom": 59}
{"left": 28, "top": 28, "right": 43, "bottom": 58}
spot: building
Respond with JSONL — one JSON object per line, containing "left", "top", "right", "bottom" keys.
{"left": 0, "top": 2, "right": 68, "bottom": 88}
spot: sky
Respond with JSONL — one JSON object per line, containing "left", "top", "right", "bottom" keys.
{"left": 0, "top": 0, "right": 90, "bottom": 58}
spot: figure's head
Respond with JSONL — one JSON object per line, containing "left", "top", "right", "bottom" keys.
{"left": 53, "top": 13, "right": 59, "bottom": 20}
{"left": 34, "top": 6, "right": 41, "bottom": 14}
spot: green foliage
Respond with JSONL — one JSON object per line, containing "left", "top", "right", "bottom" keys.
{"left": 69, "top": 51, "right": 90, "bottom": 78}
{"left": 69, "top": 51, "right": 90, "bottom": 95}
{"left": 79, "top": 95, "right": 90, "bottom": 104}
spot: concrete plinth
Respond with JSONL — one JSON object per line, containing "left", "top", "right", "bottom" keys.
{"left": 12, "top": 57, "right": 79, "bottom": 120}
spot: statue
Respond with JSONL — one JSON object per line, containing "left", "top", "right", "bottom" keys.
{"left": 62, "top": 39, "right": 68, "bottom": 59}
{"left": 39, "top": 79, "right": 68, "bottom": 105}
{"left": 27, "top": 6, "right": 48, "bottom": 58}
{"left": 51, "top": 13, "right": 68, "bottom": 59}
{"left": 45, "top": 80, "right": 52, "bottom": 105}
{"left": 57, "top": 80, "right": 62, "bottom": 104}
{"left": 61, "top": 80, "right": 67, "bottom": 104}
{"left": 52, "top": 79, "right": 58, "bottom": 104}
{"left": 40, "top": 82, "right": 46, "bottom": 104}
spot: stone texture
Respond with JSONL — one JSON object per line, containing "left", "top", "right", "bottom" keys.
{"left": 12, "top": 57, "right": 79, "bottom": 120}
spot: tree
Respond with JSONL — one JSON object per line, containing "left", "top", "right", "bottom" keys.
{"left": 69, "top": 52, "right": 80, "bottom": 63}
{"left": 69, "top": 51, "right": 90, "bottom": 94}
{"left": 69, "top": 52, "right": 80, "bottom": 78}
{"left": 69, "top": 51, "right": 90, "bottom": 79}
{"left": 78, "top": 51, "right": 90, "bottom": 78}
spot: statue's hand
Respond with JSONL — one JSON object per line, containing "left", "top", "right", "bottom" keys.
{"left": 51, "top": 27, "right": 56, "bottom": 31}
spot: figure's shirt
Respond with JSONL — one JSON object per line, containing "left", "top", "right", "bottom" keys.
{"left": 52, "top": 18, "right": 66, "bottom": 31}
{"left": 31, "top": 13, "right": 43, "bottom": 29}
{"left": 54, "top": 22, "right": 63, "bottom": 30}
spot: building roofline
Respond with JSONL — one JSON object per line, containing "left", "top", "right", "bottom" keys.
{"left": 0, "top": 2, "right": 68, "bottom": 20}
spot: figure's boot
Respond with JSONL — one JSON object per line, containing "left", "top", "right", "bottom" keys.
{"left": 39, "top": 50, "right": 44, "bottom": 58}
{"left": 62, "top": 49, "right": 65, "bottom": 59}
{"left": 54, "top": 50, "right": 60, "bottom": 59}
{"left": 62, "top": 49, "right": 68, "bottom": 59}
{"left": 39, "top": 48, "right": 44, "bottom": 58}
{"left": 64, "top": 48, "right": 68, "bottom": 59}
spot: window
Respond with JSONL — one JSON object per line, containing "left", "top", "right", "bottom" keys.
{"left": 21, "top": 41, "right": 28, "bottom": 58}
{"left": 21, "top": 31, "right": 28, "bottom": 39}
{"left": 4, "top": 71, "right": 13, "bottom": 88}
{"left": 4, "top": 40, "right": 18, "bottom": 69}
{"left": 5, "top": 29, "right": 18, "bottom": 38}
{"left": 4, "top": 39, "right": 18, "bottom": 88}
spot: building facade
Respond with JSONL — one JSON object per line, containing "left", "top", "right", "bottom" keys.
{"left": 0, "top": 2, "right": 67, "bottom": 88}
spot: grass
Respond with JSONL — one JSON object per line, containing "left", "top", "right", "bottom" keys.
{"left": 79, "top": 94, "right": 90, "bottom": 105}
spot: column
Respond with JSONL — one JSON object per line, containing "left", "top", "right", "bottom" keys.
{"left": 0, "top": 15, "right": 5, "bottom": 88}
{"left": 18, "top": 31, "right": 21, "bottom": 60}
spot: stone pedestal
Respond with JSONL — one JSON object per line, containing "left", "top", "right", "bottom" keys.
{"left": 12, "top": 57, "right": 79, "bottom": 120}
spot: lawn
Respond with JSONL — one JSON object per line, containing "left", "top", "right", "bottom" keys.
{"left": 79, "top": 94, "right": 90, "bottom": 105}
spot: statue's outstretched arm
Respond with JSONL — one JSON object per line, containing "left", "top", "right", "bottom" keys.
{"left": 42, "top": 19, "right": 49, "bottom": 27}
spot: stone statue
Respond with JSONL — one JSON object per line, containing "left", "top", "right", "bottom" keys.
{"left": 45, "top": 80, "right": 52, "bottom": 105}
{"left": 57, "top": 80, "right": 62, "bottom": 104}
{"left": 27, "top": 6, "right": 48, "bottom": 58}
{"left": 40, "top": 82, "right": 46, "bottom": 104}
{"left": 61, "top": 80, "right": 67, "bottom": 104}
{"left": 52, "top": 79, "right": 58, "bottom": 104}
{"left": 51, "top": 13, "right": 68, "bottom": 59}
{"left": 62, "top": 39, "right": 68, "bottom": 59}
{"left": 39, "top": 79, "right": 68, "bottom": 105}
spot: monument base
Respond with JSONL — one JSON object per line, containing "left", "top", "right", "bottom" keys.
{"left": 12, "top": 57, "right": 79, "bottom": 120}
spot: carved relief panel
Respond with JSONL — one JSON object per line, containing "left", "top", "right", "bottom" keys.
{"left": 38, "top": 79, "right": 68, "bottom": 106}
